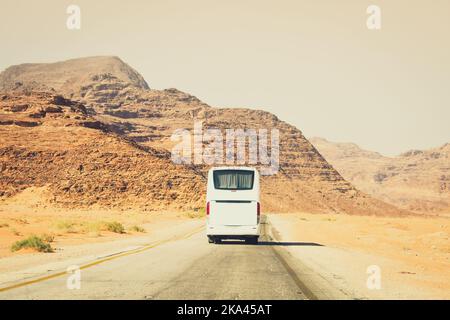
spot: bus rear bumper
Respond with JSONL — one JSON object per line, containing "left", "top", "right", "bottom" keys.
{"left": 206, "top": 224, "right": 260, "bottom": 236}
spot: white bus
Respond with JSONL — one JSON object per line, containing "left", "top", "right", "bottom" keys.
{"left": 206, "top": 167, "right": 260, "bottom": 244}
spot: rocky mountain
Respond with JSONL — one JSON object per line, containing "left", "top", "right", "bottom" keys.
{"left": 310, "top": 137, "right": 450, "bottom": 214}
{"left": 0, "top": 56, "right": 406, "bottom": 215}
{"left": 0, "top": 91, "right": 204, "bottom": 210}
{"left": 0, "top": 56, "right": 149, "bottom": 109}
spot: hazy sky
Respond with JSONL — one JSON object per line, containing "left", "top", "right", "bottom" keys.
{"left": 1, "top": 0, "right": 449, "bottom": 155}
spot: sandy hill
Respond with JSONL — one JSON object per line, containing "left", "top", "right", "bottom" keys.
{"left": 0, "top": 57, "right": 406, "bottom": 215}
{"left": 310, "top": 137, "right": 450, "bottom": 214}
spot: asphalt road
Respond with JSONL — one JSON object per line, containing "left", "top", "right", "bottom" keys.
{"left": 0, "top": 221, "right": 317, "bottom": 300}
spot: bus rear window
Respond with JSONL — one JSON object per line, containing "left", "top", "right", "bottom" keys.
{"left": 213, "top": 170, "right": 254, "bottom": 190}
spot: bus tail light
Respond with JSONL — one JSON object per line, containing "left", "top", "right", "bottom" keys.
{"left": 257, "top": 202, "right": 260, "bottom": 223}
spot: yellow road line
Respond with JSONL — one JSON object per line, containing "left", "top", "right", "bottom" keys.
{"left": 0, "top": 226, "right": 204, "bottom": 293}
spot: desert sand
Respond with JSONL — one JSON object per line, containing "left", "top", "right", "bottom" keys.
{"left": 268, "top": 213, "right": 449, "bottom": 299}
{"left": 0, "top": 187, "right": 204, "bottom": 260}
